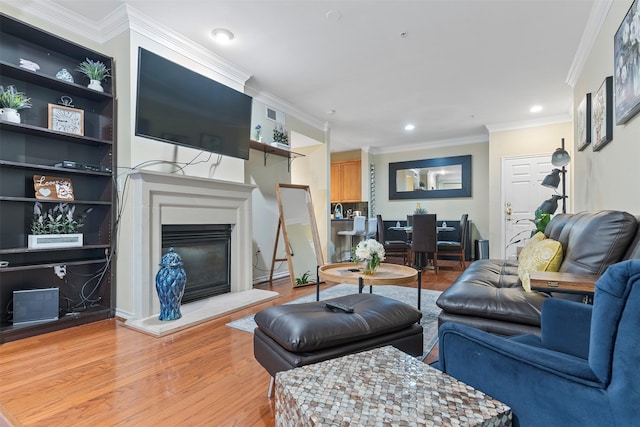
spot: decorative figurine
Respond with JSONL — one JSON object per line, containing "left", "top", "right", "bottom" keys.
{"left": 56, "top": 69, "right": 74, "bottom": 83}
{"left": 19, "top": 58, "right": 40, "bottom": 72}
{"left": 155, "top": 247, "right": 187, "bottom": 321}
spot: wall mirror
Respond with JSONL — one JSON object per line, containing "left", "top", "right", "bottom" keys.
{"left": 273, "top": 184, "right": 324, "bottom": 287}
{"left": 389, "top": 155, "right": 472, "bottom": 199}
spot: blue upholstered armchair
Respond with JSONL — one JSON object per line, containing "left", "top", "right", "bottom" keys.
{"left": 437, "top": 259, "right": 640, "bottom": 427}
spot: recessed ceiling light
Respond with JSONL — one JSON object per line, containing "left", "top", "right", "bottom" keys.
{"left": 530, "top": 105, "right": 543, "bottom": 113}
{"left": 211, "top": 28, "right": 235, "bottom": 44}
{"left": 404, "top": 124, "right": 415, "bottom": 131}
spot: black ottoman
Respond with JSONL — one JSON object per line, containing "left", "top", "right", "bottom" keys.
{"left": 253, "top": 293, "right": 423, "bottom": 396}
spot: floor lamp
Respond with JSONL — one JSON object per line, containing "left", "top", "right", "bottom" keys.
{"left": 540, "top": 138, "right": 570, "bottom": 214}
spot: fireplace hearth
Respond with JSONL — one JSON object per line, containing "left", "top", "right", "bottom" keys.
{"left": 162, "top": 224, "right": 232, "bottom": 304}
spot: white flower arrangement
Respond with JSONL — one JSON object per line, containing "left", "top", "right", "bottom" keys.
{"left": 354, "top": 239, "right": 385, "bottom": 273}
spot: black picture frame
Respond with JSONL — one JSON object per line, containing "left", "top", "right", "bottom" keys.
{"left": 614, "top": 0, "right": 640, "bottom": 125}
{"left": 388, "top": 155, "right": 472, "bottom": 200}
{"left": 592, "top": 76, "right": 613, "bottom": 151}
{"left": 577, "top": 93, "right": 591, "bottom": 151}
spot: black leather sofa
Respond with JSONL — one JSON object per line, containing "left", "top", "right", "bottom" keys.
{"left": 436, "top": 210, "right": 640, "bottom": 336}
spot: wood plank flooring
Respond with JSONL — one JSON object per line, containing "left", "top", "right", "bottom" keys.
{"left": 0, "top": 263, "right": 461, "bottom": 426}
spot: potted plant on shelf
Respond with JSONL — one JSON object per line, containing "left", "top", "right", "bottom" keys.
{"left": 0, "top": 85, "right": 32, "bottom": 123}
{"left": 28, "top": 202, "right": 90, "bottom": 249}
{"left": 76, "top": 58, "right": 111, "bottom": 92}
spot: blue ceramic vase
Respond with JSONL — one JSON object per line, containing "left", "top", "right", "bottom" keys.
{"left": 155, "top": 247, "right": 187, "bottom": 321}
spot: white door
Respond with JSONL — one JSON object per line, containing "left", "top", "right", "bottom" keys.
{"left": 501, "top": 154, "right": 566, "bottom": 260}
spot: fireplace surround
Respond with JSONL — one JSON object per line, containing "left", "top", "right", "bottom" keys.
{"left": 124, "top": 170, "right": 277, "bottom": 336}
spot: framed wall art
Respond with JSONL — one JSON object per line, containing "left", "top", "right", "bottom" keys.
{"left": 592, "top": 76, "right": 613, "bottom": 151}
{"left": 614, "top": 0, "right": 640, "bottom": 125}
{"left": 576, "top": 93, "right": 591, "bottom": 151}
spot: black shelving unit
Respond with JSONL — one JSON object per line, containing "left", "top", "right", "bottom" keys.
{"left": 0, "top": 13, "right": 116, "bottom": 343}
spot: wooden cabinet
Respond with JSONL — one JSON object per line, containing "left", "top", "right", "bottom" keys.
{"left": 330, "top": 160, "right": 361, "bottom": 202}
{"left": 0, "top": 14, "right": 116, "bottom": 343}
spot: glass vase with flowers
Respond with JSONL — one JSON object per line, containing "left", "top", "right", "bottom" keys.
{"left": 353, "top": 239, "right": 386, "bottom": 275}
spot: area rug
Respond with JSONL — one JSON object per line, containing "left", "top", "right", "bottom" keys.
{"left": 226, "top": 284, "right": 442, "bottom": 359}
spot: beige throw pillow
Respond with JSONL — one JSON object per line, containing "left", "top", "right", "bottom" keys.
{"left": 518, "top": 231, "right": 546, "bottom": 261}
{"left": 518, "top": 238, "right": 563, "bottom": 292}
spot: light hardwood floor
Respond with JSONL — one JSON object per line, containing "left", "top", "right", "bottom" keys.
{"left": 0, "top": 263, "right": 461, "bottom": 426}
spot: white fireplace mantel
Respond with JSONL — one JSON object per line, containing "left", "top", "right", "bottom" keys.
{"left": 127, "top": 170, "right": 258, "bottom": 320}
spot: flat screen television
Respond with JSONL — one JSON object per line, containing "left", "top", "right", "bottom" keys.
{"left": 135, "top": 48, "right": 252, "bottom": 160}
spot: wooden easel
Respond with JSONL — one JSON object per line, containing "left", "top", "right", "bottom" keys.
{"left": 269, "top": 217, "right": 289, "bottom": 283}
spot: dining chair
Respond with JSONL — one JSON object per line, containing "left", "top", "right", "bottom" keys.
{"left": 337, "top": 215, "right": 366, "bottom": 261}
{"left": 411, "top": 214, "right": 438, "bottom": 274}
{"left": 437, "top": 214, "right": 468, "bottom": 270}
{"left": 406, "top": 215, "right": 414, "bottom": 226}
{"left": 376, "top": 214, "right": 410, "bottom": 265}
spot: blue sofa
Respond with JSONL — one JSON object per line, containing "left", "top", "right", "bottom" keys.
{"left": 437, "top": 259, "right": 640, "bottom": 426}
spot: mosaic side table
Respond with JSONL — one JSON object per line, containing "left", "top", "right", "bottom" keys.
{"left": 275, "top": 346, "right": 511, "bottom": 426}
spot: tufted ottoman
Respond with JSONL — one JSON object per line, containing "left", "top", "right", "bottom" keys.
{"left": 253, "top": 292, "right": 423, "bottom": 397}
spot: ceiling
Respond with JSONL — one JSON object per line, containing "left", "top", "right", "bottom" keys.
{"left": 45, "top": 0, "right": 597, "bottom": 152}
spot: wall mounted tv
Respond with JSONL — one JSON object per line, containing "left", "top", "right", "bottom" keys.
{"left": 135, "top": 48, "right": 252, "bottom": 160}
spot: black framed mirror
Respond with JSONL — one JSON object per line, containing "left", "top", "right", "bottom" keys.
{"left": 389, "top": 155, "right": 472, "bottom": 199}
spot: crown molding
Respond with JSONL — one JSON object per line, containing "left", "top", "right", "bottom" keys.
{"left": 123, "top": 5, "right": 252, "bottom": 87}
{"left": 3, "top": 0, "right": 104, "bottom": 44}
{"left": 485, "top": 113, "right": 571, "bottom": 134}
{"left": 96, "top": 4, "right": 132, "bottom": 43}
{"left": 566, "top": 0, "right": 613, "bottom": 87}
{"left": 6, "top": 0, "right": 252, "bottom": 87}
{"left": 246, "top": 86, "right": 326, "bottom": 131}
{"left": 371, "top": 134, "right": 488, "bottom": 155}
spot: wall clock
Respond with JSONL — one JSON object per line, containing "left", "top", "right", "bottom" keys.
{"left": 48, "top": 104, "right": 84, "bottom": 136}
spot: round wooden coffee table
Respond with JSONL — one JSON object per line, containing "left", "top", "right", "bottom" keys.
{"left": 318, "top": 262, "right": 424, "bottom": 309}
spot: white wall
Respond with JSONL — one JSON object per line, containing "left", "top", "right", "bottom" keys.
{"left": 372, "top": 141, "right": 490, "bottom": 256}
{"left": 572, "top": 0, "right": 640, "bottom": 214}
{"left": 245, "top": 135, "right": 292, "bottom": 282}
{"left": 246, "top": 100, "right": 329, "bottom": 283}
{"left": 291, "top": 141, "right": 330, "bottom": 265}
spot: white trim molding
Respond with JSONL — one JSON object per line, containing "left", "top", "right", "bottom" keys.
{"left": 566, "top": 0, "right": 614, "bottom": 88}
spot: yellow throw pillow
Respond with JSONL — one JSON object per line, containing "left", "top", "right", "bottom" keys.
{"left": 518, "top": 231, "right": 546, "bottom": 261}
{"left": 518, "top": 238, "right": 563, "bottom": 292}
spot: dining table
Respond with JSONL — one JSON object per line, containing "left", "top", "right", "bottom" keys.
{"left": 388, "top": 225, "right": 456, "bottom": 269}
{"left": 388, "top": 225, "right": 456, "bottom": 233}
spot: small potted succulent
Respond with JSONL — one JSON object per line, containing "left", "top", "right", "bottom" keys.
{"left": 295, "top": 271, "right": 311, "bottom": 286}
{"left": 0, "top": 85, "right": 31, "bottom": 123}
{"left": 76, "top": 58, "right": 111, "bottom": 92}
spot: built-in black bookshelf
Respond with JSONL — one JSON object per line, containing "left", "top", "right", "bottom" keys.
{"left": 0, "top": 13, "right": 116, "bottom": 343}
